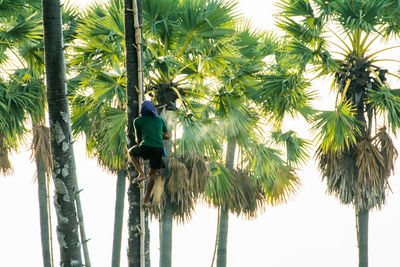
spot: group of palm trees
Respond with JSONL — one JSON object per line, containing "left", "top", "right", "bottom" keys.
{"left": 1, "top": 0, "right": 400, "bottom": 267}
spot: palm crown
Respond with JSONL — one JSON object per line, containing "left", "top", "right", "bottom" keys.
{"left": 277, "top": 0, "right": 400, "bottom": 212}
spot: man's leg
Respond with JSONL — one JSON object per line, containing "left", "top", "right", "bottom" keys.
{"left": 142, "top": 168, "right": 158, "bottom": 206}
{"left": 128, "top": 146, "right": 146, "bottom": 181}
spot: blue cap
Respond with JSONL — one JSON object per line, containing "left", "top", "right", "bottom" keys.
{"left": 140, "top": 100, "right": 157, "bottom": 116}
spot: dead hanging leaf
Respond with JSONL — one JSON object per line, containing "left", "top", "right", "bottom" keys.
{"left": 151, "top": 176, "right": 166, "bottom": 206}
{"left": 374, "top": 127, "right": 398, "bottom": 178}
{"left": 227, "top": 171, "right": 265, "bottom": 219}
{"left": 166, "top": 156, "right": 195, "bottom": 223}
{"left": 184, "top": 154, "right": 210, "bottom": 198}
{"left": 0, "top": 135, "right": 13, "bottom": 176}
{"left": 31, "top": 124, "right": 53, "bottom": 182}
{"left": 356, "top": 139, "right": 385, "bottom": 188}
{"left": 317, "top": 146, "right": 357, "bottom": 205}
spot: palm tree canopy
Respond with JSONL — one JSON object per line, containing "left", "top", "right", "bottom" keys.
{"left": 277, "top": 0, "right": 400, "bottom": 211}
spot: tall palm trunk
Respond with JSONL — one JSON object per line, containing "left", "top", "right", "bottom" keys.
{"left": 357, "top": 210, "right": 369, "bottom": 267}
{"left": 41, "top": 0, "right": 82, "bottom": 265}
{"left": 216, "top": 136, "right": 236, "bottom": 267}
{"left": 36, "top": 154, "right": 52, "bottom": 267}
{"left": 125, "top": 0, "right": 144, "bottom": 266}
{"left": 112, "top": 170, "right": 127, "bottom": 267}
{"left": 160, "top": 137, "right": 173, "bottom": 267}
{"left": 160, "top": 192, "right": 173, "bottom": 267}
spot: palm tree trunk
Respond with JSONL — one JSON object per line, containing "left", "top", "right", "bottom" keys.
{"left": 216, "top": 206, "right": 229, "bottom": 267}
{"left": 145, "top": 211, "right": 151, "bottom": 267}
{"left": 112, "top": 170, "right": 127, "bottom": 267}
{"left": 36, "top": 155, "right": 52, "bottom": 267}
{"left": 125, "top": 0, "right": 143, "bottom": 265}
{"left": 356, "top": 210, "right": 369, "bottom": 267}
{"left": 216, "top": 136, "right": 236, "bottom": 267}
{"left": 160, "top": 192, "right": 173, "bottom": 267}
{"left": 42, "top": 0, "right": 82, "bottom": 265}
{"left": 70, "top": 146, "right": 91, "bottom": 267}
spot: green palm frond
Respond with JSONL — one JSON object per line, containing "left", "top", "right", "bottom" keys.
{"left": 313, "top": 101, "right": 363, "bottom": 153}
{"left": 271, "top": 130, "right": 311, "bottom": 166}
{"left": 88, "top": 71, "right": 126, "bottom": 106}
{"left": 276, "top": 0, "right": 315, "bottom": 18}
{"left": 175, "top": 110, "right": 222, "bottom": 159}
{"left": 254, "top": 72, "right": 312, "bottom": 122}
{"left": 0, "top": 9, "right": 42, "bottom": 45}
{"left": 333, "top": 0, "right": 389, "bottom": 33}
{"left": 95, "top": 108, "right": 127, "bottom": 172}
{"left": 367, "top": 86, "right": 400, "bottom": 133}
{"left": 205, "top": 161, "right": 235, "bottom": 206}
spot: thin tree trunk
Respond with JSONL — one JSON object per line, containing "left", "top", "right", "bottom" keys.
{"left": 36, "top": 155, "right": 52, "bottom": 267}
{"left": 357, "top": 210, "right": 369, "bottom": 267}
{"left": 160, "top": 192, "right": 173, "bottom": 267}
{"left": 41, "top": 0, "right": 82, "bottom": 265}
{"left": 216, "top": 206, "right": 229, "bottom": 267}
{"left": 112, "top": 170, "right": 127, "bottom": 267}
{"left": 159, "top": 135, "right": 173, "bottom": 267}
{"left": 210, "top": 207, "right": 221, "bottom": 267}
{"left": 125, "top": 0, "right": 142, "bottom": 264}
{"left": 145, "top": 210, "right": 151, "bottom": 267}
{"left": 70, "top": 146, "right": 91, "bottom": 267}
{"left": 216, "top": 136, "right": 236, "bottom": 267}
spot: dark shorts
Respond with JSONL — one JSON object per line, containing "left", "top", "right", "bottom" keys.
{"left": 129, "top": 145, "right": 164, "bottom": 169}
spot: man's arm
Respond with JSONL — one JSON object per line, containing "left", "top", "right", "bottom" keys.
{"left": 161, "top": 118, "right": 169, "bottom": 140}
{"left": 162, "top": 131, "right": 170, "bottom": 140}
{"left": 134, "top": 119, "right": 142, "bottom": 144}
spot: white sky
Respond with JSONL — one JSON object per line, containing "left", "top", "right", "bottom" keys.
{"left": 1, "top": 1, "right": 400, "bottom": 267}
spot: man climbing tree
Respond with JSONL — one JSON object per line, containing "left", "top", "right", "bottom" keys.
{"left": 129, "top": 100, "right": 170, "bottom": 206}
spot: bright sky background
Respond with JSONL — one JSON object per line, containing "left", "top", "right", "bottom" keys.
{"left": 1, "top": 0, "right": 400, "bottom": 267}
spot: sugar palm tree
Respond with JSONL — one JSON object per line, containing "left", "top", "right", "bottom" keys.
{"left": 41, "top": 0, "right": 83, "bottom": 265}
{"left": 69, "top": 1, "right": 136, "bottom": 266}
{"left": 193, "top": 21, "right": 311, "bottom": 267}
{"left": 142, "top": 1, "right": 241, "bottom": 266}
{"left": 276, "top": 1, "right": 400, "bottom": 266}
{"left": 2, "top": 2, "right": 84, "bottom": 266}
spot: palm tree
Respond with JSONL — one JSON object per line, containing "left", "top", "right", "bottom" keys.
{"left": 41, "top": 0, "right": 83, "bottom": 265}
{"left": 2, "top": 2, "right": 85, "bottom": 266}
{"left": 191, "top": 16, "right": 317, "bottom": 266}
{"left": 276, "top": 1, "right": 400, "bottom": 266}
{"left": 1, "top": 2, "right": 52, "bottom": 266}
{"left": 141, "top": 1, "right": 240, "bottom": 266}
{"left": 70, "top": 0, "right": 149, "bottom": 266}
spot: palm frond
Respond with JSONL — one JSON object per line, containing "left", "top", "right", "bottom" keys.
{"left": 367, "top": 86, "right": 400, "bottom": 133}
{"left": 313, "top": 101, "right": 363, "bottom": 153}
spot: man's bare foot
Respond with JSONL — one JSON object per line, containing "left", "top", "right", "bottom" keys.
{"left": 132, "top": 174, "right": 146, "bottom": 183}
{"left": 141, "top": 201, "right": 151, "bottom": 208}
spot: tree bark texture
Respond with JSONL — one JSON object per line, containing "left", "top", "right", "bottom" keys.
{"left": 36, "top": 155, "right": 52, "bottom": 267}
{"left": 357, "top": 210, "right": 369, "bottom": 267}
{"left": 42, "top": 0, "right": 82, "bottom": 265}
{"left": 216, "top": 137, "right": 236, "bottom": 267}
{"left": 124, "top": 0, "right": 143, "bottom": 265}
{"left": 112, "top": 170, "right": 127, "bottom": 267}
{"left": 216, "top": 206, "right": 229, "bottom": 267}
{"left": 160, "top": 192, "right": 173, "bottom": 267}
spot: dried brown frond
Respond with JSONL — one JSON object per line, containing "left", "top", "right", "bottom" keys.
{"left": 374, "top": 127, "right": 398, "bottom": 178}
{"left": 183, "top": 154, "right": 210, "bottom": 198}
{"left": 356, "top": 139, "right": 385, "bottom": 189}
{"left": 31, "top": 124, "right": 53, "bottom": 181}
{"left": 227, "top": 171, "right": 264, "bottom": 219}
{"left": 151, "top": 175, "right": 166, "bottom": 206}
{"left": 0, "top": 136, "right": 13, "bottom": 176}
{"left": 166, "top": 156, "right": 194, "bottom": 223}
{"left": 317, "top": 146, "right": 356, "bottom": 205}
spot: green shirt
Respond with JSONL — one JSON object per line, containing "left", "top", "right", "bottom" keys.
{"left": 134, "top": 115, "right": 168, "bottom": 148}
